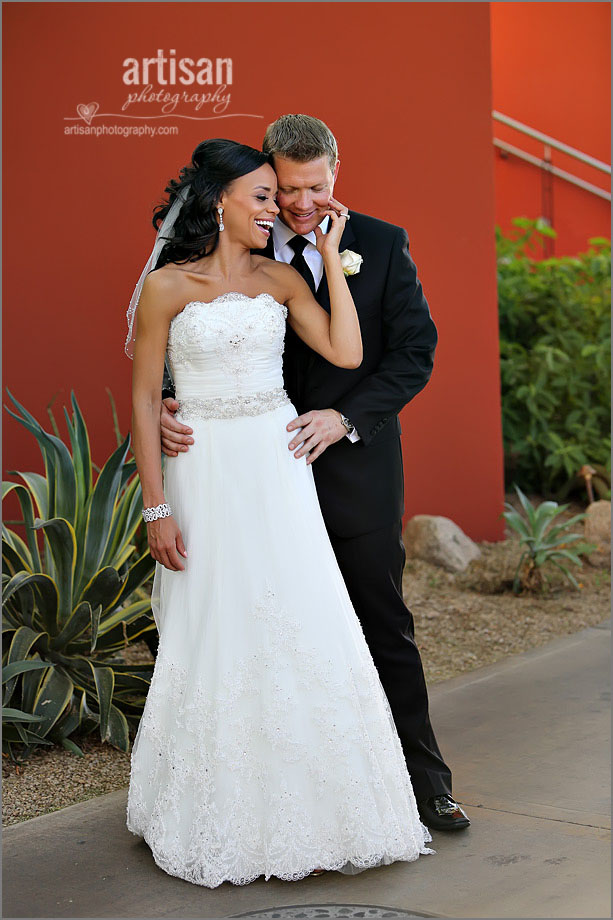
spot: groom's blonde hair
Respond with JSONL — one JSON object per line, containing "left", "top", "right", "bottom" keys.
{"left": 263, "top": 114, "right": 338, "bottom": 170}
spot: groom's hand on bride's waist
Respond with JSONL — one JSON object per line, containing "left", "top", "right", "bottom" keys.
{"left": 160, "top": 400, "right": 347, "bottom": 464}
{"left": 161, "top": 397, "right": 194, "bottom": 457}
{"left": 287, "top": 409, "right": 347, "bottom": 464}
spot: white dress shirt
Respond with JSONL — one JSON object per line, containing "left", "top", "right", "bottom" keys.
{"left": 272, "top": 214, "right": 329, "bottom": 288}
{"left": 272, "top": 216, "right": 361, "bottom": 444}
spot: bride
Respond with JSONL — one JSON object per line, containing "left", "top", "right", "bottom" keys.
{"left": 125, "top": 138, "right": 433, "bottom": 887}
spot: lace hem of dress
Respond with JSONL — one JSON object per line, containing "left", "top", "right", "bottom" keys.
{"left": 126, "top": 819, "right": 433, "bottom": 888}
{"left": 126, "top": 584, "right": 434, "bottom": 889}
{"left": 177, "top": 387, "right": 291, "bottom": 421}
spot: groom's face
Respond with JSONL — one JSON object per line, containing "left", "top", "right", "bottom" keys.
{"left": 272, "top": 155, "right": 340, "bottom": 236}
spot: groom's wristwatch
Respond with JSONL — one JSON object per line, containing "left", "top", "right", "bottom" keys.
{"left": 339, "top": 413, "right": 356, "bottom": 437}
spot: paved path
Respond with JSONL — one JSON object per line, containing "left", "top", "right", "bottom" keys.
{"left": 3, "top": 621, "right": 610, "bottom": 919}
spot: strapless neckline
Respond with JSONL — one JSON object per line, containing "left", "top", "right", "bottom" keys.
{"left": 180, "top": 291, "right": 285, "bottom": 312}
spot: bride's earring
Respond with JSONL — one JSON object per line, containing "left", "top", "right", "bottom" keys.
{"left": 217, "top": 206, "right": 224, "bottom": 232}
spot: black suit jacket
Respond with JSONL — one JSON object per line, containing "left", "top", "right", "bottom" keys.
{"left": 270, "top": 212, "right": 437, "bottom": 537}
{"left": 163, "top": 211, "right": 437, "bottom": 538}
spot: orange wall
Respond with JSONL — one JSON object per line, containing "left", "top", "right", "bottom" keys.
{"left": 2, "top": 2, "right": 505, "bottom": 541}
{"left": 491, "top": 2, "right": 611, "bottom": 255}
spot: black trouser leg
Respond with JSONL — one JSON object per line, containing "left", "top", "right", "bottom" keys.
{"left": 328, "top": 520, "right": 452, "bottom": 802}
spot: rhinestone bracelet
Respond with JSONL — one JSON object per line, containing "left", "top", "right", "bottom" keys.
{"left": 142, "top": 502, "right": 172, "bottom": 523}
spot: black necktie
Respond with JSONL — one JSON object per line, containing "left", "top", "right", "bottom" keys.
{"left": 288, "top": 235, "right": 316, "bottom": 295}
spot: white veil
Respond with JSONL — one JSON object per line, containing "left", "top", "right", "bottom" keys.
{"left": 124, "top": 183, "right": 191, "bottom": 358}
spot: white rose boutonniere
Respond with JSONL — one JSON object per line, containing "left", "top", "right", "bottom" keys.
{"left": 340, "top": 249, "right": 363, "bottom": 277}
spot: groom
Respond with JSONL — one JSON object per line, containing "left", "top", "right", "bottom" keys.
{"left": 160, "top": 114, "right": 469, "bottom": 832}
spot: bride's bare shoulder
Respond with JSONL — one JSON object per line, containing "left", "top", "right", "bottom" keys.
{"left": 140, "top": 266, "right": 190, "bottom": 316}
{"left": 252, "top": 255, "right": 287, "bottom": 276}
{"left": 253, "top": 256, "right": 297, "bottom": 295}
{"left": 146, "top": 263, "right": 191, "bottom": 289}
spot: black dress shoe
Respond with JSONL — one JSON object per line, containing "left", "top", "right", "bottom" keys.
{"left": 418, "top": 794, "right": 470, "bottom": 831}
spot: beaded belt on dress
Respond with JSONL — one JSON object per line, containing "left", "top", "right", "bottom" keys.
{"left": 177, "top": 387, "right": 291, "bottom": 421}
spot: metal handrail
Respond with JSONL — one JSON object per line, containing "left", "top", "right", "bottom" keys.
{"left": 493, "top": 139, "right": 611, "bottom": 202}
{"left": 493, "top": 110, "right": 611, "bottom": 174}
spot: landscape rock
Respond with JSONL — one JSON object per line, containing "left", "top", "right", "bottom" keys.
{"left": 403, "top": 514, "right": 481, "bottom": 573}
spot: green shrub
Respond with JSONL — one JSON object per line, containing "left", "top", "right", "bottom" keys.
{"left": 497, "top": 218, "right": 611, "bottom": 499}
{"left": 2, "top": 391, "right": 156, "bottom": 761}
{"left": 502, "top": 484, "right": 596, "bottom": 594}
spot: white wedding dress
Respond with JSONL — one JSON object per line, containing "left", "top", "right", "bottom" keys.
{"left": 126, "top": 292, "right": 434, "bottom": 887}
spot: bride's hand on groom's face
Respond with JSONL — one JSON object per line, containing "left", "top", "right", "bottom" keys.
{"left": 314, "top": 197, "right": 349, "bottom": 257}
{"left": 161, "top": 398, "right": 194, "bottom": 457}
{"left": 287, "top": 409, "right": 347, "bottom": 464}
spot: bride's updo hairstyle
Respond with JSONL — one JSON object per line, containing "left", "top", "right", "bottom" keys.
{"left": 153, "top": 138, "right": 270, "bottom": 266}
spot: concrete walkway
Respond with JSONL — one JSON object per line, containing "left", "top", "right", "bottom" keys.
{"left": 3, "top": 621, "right": 610, "bottom": 919}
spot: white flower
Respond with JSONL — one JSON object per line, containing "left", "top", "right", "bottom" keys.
{"left": 340, "top": 249, "right": 363, "bottom": 276}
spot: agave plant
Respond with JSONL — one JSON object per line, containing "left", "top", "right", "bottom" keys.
{"left": 2, "top": 389, "right": 156, "bottom": 761}
{"left": 502, "top": 484, "right": 597, "bottom": 594}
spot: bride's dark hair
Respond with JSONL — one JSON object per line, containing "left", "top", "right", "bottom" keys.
{"left": 152, "top": 139, "right": 271, "bottom": 266}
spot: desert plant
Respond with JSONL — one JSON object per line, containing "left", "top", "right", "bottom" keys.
{"left": 497, "top": 219, "right": 611, "bottom": 499}
{"left": 2, "top": 390, "right": 156, "bottom": 761}
{"left": 502, "top": 484, "right": 597, "bottom": 594}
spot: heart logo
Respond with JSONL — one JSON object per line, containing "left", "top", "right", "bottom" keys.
{"left": 76, "top": 102, "right": 99, "bottom": 125}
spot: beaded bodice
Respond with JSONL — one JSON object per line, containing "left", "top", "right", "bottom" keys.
{"left": 167, "top": 293, "right": 290, "bottom": 419}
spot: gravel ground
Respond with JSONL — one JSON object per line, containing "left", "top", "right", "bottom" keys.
{"left": 3, "top": 497, "right": 609, "bottom": 826}
{"left": 406, "top": 534, "right": 610, "bottom": 685}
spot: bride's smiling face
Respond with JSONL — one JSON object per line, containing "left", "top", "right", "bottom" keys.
{"left": 219, "top": 164, "right": 279, "bottom": 248}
